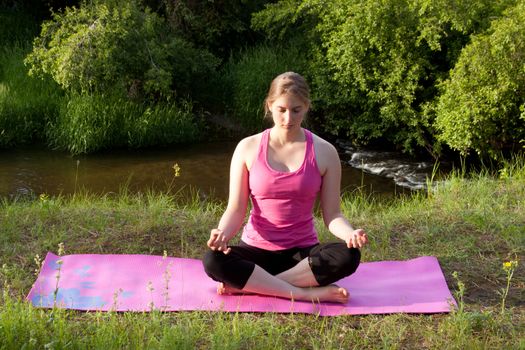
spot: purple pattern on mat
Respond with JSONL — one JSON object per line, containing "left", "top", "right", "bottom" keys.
{"left": 26, "top": 253, "right": 456, "bottom": 316}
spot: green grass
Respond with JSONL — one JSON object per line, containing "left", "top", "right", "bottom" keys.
{"left": 0, "top": 43, "right": 63, "bottom": 148}
{"left": 0, "top": 10, "right": 40, "bottom": 46}
{"left": 0, "top": 10, "right": 62, "bottom": 148}
{"left": 47, "top": 93, "right": 201, "bottom": 154}
{"left": 1, "top": 163, "right": 524, "bottom": 349}
{"left": 220, "top": 42, "right": 308, "bottom": 132}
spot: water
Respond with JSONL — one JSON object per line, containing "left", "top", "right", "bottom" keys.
{"left": 0, "top": 142, "right": 426, "bottom": 201}
{"left": 337, "top": 140, "right": 441, "bottom": 191}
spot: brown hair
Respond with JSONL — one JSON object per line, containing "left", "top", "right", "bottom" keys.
{"left": 264, "top": 72, "right": 311, "bottom": 118}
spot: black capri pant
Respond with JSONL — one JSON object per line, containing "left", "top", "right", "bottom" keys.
{"left": 202, "top": 241, "right": 361, "bottom": 290}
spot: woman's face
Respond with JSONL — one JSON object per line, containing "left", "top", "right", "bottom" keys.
{"left": 267, "top": 93, "right": 309, "bottom": 131}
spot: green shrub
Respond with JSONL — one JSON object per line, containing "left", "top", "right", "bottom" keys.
{"left": 161, "top": 0, "right": 270, "bottom": 58}
{"left": 252, "top": 0, "right": 517, "bottom": 155}
{"left": 47, "top": 93, "right": 199, "bottom": 154}
{"left": 0, "top": 44, "right": 62, "bottom": 148}
{"left": 435, "top": 1, "right": 525, "bottom": 158}
{"left": 24, "top": 0, "right": 219, "bottom": 101}
{"left": 221, "top": 43, "right": 307, "bottom": 132}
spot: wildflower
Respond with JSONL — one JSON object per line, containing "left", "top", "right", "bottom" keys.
{"left": 146, "top": 281, "right": 154, "bottom": 292}
{"left": 34, "top": 254, "right": 42, "bottom": 276}
{"left": 163, "top": 250, "right": 168, "bottom": 260}
{"left": 112, "top": 288, "right": 123, "bottom": 311}
{"left": 500, "top": 259, "right": 519, "bottom": 313}
{"left": 172, "top": 163, "right": 181, "bottom": 177}
{"left": 503, "top": 260, "right": 518, "bottom": 271}
{"left": 39, "top": 193, "right": 49, "bottom": 202}
{"left": 57, "top": 242, "right": 65, "bottom": 256}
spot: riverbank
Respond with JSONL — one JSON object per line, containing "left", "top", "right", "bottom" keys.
{"left": 1, "top": 165, "right": 524, "bottom": 348}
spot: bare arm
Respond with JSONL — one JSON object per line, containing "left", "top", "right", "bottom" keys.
{"left": 207, "top": 138, "right": 252, "bottom": 254}
{"left": 318, "top": 141, "right": 368, "bottom": 248}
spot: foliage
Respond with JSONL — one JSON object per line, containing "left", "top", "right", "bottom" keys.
{"left": 158, "top": 0, "right": 271, "bottom": 59}
{"left": 47, "top": 93, "right": 199, "bottom": 154}
{"left": 0, "top": 44, "right": 62, "bottom": 148}
{"left": 24, "top": 0, "right": 219, "bottom": 101}
{"left": 252, "top": 0, "right": 518, "bottom": 156}
{"left": 220, "top": 42, "right": 308, "bottom": 132}
{"left": 435, "top": 1, "right": 525, "bottom": 158}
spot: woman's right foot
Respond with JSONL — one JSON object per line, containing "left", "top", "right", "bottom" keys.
{"left": 304, "top": 285, "right": 349, "bottom": 304}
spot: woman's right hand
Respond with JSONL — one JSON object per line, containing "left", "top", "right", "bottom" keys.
{"left": 207, "top": 228, "right": 231, "bottom": 254}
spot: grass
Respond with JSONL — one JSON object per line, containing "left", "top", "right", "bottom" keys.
{"left": 0, "top": 43, "right": 63, "bottom": 148}
{"left": 220, "top": 42, "right": 308, "bottom": 132}
{"left": 0, "top": 10, "right": 62, "bottom": 148}
{"left": 48, "top": 93, "right": 201, "bottom": 154}
{"left": 0, "top": 161, "right": 524, "bottom": 349}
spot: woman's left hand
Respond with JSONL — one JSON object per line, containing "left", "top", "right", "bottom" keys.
{"left": 345, "top": 229, "right": 368, "bottom": 249}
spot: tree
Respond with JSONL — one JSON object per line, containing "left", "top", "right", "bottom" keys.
{"left": 435, "top": 1, "right": 525, "bottom": 158}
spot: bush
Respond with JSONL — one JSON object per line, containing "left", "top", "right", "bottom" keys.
{"left": 435, "top": 1, "right": 525, "bottom": 158}
{"left": 221, "top": 42, "right": 307, "bottom": 132}
{"left": 160, "top": 0, "right": 270, "bottom": 58}
{"left": 252, "top": 0, "right": 517, "bottom": 155}
{"left": 47, "top": 93, "right": 199, "bottom": 154}
{"left": 24, "top": 0, "right": 219, "bottom": 101}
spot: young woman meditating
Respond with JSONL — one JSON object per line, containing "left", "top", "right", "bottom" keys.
{"left": 203, "top": 72, "right": 368, "bottom": 303}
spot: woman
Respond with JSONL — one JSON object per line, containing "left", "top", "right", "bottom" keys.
{"left": 203, "top": 72, "right": 368, "bottom": 303}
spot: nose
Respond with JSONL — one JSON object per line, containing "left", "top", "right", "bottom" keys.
{"left": 283, "top": 110, "right": 292, "bottom": 122}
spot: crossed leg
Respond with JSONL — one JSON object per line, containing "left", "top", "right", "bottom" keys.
{"left": 204, "top": 242, "right": 359, "bottom": 304}
{"left": 217, "top": 258, "right": 349, "bottom": 304}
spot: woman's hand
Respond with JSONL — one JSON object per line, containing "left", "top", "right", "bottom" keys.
{"left": 207, "top": 228, "right": 232, "bottom": 254}
{"left": 345, "top": 229, "right": 368, "bottom": 249}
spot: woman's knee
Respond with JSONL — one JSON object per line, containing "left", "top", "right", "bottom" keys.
{"left": 202, "top": 250, "right": 225, "bottom": 281}
{"left": 310, "top": 245, "right": 361, "bottom": 286}
{"left": 202, "top": 250, "right": 255, "bottom": 289}
{"left": 340, "top": 247, "right": 361, "bottom": 275}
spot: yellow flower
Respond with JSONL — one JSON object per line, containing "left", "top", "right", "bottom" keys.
{"left": 502, "top": 260, "right": 518, "bottom": 271}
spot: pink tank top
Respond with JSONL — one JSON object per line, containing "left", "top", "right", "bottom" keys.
{"left": 241, "top": 128, "right": 322, "bottom": 250}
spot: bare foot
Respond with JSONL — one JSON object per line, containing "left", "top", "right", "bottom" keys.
{"left": 217, "top": 281, "right": 349, "bottom": 304}
{"left": 304, "top": 285, "right": 349, "bottom": 304}
{"left": 216, "top": 282, "right": 254, "bottom": 296}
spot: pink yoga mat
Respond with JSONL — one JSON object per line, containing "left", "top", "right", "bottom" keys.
{"left": 27, "top": 253, "right": 456, "bottom": 316}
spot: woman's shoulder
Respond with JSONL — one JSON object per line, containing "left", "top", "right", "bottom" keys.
{"left": 309, "top": 131, "right": 338, "bottom": 156}
{"left": 232, "top": 132, "right": 264, "bottom": 169}
{"left": 236, "top": 132, "right": 263, "bottom": 152}
{"left": 309, "top": 131, "right": 340, "bottom": 174}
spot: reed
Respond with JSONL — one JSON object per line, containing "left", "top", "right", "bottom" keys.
{"left": 47, "top": 93, "right": 201, "bottom": 154}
